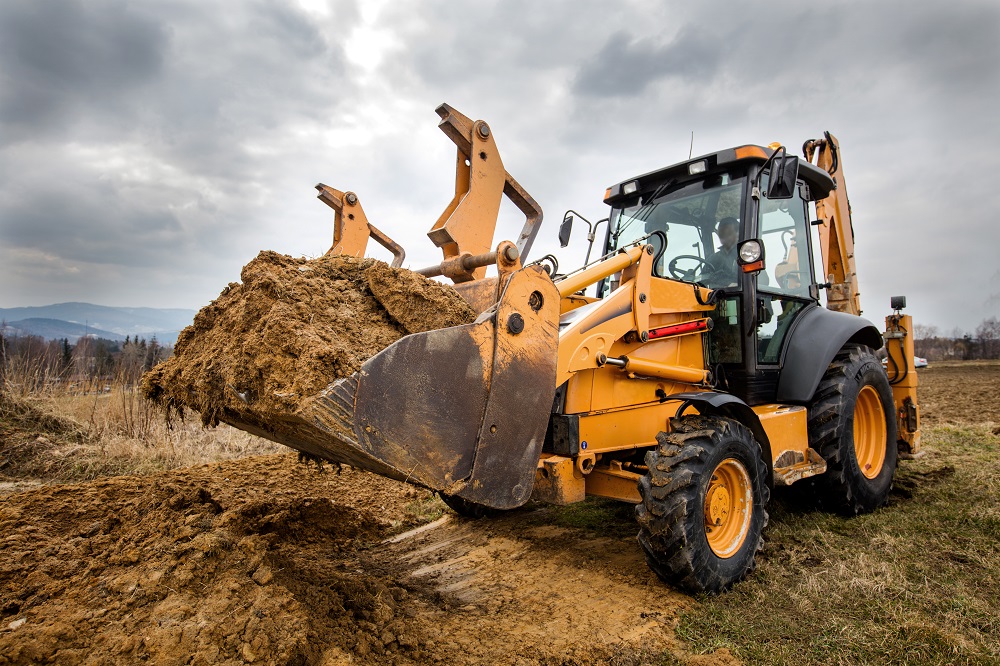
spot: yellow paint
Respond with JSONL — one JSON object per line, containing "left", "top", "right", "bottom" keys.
{"left": 704, "top": 458, "right": 752, "bottom": 558}
{"left": 854, "top": 385, "right": 887, "bottom": 478}
{"left": 885, "top": 313, "right": 921, "bottom": 453}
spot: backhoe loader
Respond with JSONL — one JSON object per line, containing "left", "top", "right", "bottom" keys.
{"left": 211, "top": 105, "right": 921, "bottom": 593}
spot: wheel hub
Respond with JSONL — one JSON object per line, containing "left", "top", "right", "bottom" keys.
{"left": 706, "top": 484, "right": 731, "bottom": 525}
{"left": 703, "top": 458, "right": 752, "bottom": 559}
{"left": 853, "top": 385, "right": 887, "bottom": 479}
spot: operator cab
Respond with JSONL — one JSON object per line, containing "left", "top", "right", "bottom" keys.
{"left": 600, "top": 145, "right": 836, "bottom": 405}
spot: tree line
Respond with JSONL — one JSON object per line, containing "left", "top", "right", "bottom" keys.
{"left": 914, "top": 317, "right": 1000, "bottom": 361}
{"left": 0, "top": 329, "right": 170, "bottom": 394}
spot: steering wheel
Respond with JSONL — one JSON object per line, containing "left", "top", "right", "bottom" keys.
{"left": 668, "top": 254, "right": 709, "bottom": 281}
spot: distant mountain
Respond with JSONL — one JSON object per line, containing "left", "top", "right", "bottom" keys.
{"left": 2, "top": 318, "right": 127, "bottom": 344}
{"left": 0, "top": 303, "right": 197, "bottom": 345}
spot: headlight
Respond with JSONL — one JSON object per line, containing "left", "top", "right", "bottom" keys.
{"left": 688, "top": 160, "right": 707, "bottom": 175}
{"left": 739, "top": 240, "right": 762, "bottom": 263}
{"left": 623, "top": 180, "right": 638, "bottom": 195}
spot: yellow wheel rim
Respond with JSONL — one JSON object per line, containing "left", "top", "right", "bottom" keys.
{"left": 704, "top": 458, "right": 752, "bottom": 558}
{"left": 854, "top": 385, "right": 887, "bottom": 479}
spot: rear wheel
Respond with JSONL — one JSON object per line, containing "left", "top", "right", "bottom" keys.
{"left": 807, "top": 343, "right": 898, "bottom": 514}
{"left": 636, "top": 415, "right": 769, "bottom": 594}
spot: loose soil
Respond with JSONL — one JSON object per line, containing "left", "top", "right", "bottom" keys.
{"left": 0, "top": 393, "right": 87, "bottom": 481}
{"left": 912, "top": 360, "right": 1000, "bottom": 426}
{"left": 141, "top": 252, "right": 476, "bottom": 427}
{"left": 3, "top": 351, "right": 995, "bottom": 664}
{"left": 0, "top": 456, "right": 707, "bottom": 665}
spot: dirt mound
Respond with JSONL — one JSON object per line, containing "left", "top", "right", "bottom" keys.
{"left": 0, "top": 456, "right": 715, "bottom": 665}
{"left": 0, "top": 454, "right": 443, "bottom": 665}
{"left": 141, "top": 252, "right": 476, "bottom": 427}
{"left": 0, "top": 393, "right": 88, "bottom": 481}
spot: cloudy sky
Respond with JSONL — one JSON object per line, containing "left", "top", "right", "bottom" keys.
{"left": 1, "top": 0, "right": 998, "bottom": 333}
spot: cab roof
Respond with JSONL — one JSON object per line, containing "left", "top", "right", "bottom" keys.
{"left": 604, "top": 144, "right": 836, "bottom": 205}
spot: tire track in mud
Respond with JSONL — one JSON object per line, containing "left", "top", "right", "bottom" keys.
{"left": 336, "top": 511, "right": 711, "bottom": 665}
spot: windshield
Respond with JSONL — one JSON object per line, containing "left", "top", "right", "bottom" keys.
{"left": 608, "top": 173, "right": 745, "bottom": 288}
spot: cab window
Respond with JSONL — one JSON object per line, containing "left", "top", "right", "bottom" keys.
{"left": 757, "top": 186, "right": 812, "bottom": 298}
{"left": 756, "top": 180, "right": 814, "bottom": 364}
{"left": 607, "top": 174, "right": 745, "bottom": 289}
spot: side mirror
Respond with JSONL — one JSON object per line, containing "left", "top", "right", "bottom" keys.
{"left": 766, "top": 154, "right": 799, "bottom": 200}
{"left": 559, "top": 214, "right": 574, "bottom": 247}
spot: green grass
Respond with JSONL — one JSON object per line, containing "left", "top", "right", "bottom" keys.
{"left": 524, "top": 495, "right": 641, "bottom": 539}
{"left": 674, "top": 424, "right": 1000, "bottom": 665}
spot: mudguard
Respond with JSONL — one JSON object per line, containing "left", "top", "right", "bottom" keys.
{"left": 664, "top": 391, "right": 774, "bottom": 484}
{"left": 776, "top": 304, "right": 883, "bottom": 403}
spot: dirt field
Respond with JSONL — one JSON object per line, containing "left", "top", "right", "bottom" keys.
{"left": 910, "top": 360, "right": 1000, "bottom": 426}
{"left": 1, "top": 362, "right": 997, "bottom": 665}
{"left": 0, "top": 455, "right": 713, "bottom": 665}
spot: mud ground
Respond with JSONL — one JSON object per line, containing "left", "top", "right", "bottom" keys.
{"left": 912, "top": 360, "right": 1000, "bottom": 427}
{"left": 2, "top": 361, "right": 994, "bottom": 664}
{"left": 0, "top": 455, "right": 717, "bottom": 665}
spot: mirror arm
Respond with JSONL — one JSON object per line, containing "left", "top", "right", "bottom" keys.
{"left": 751, "top": 146, "right": 786, "bottom": 201}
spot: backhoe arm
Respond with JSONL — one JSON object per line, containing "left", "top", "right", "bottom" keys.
{"left": 804, "top": 132, "right": 861, "bottom": 316}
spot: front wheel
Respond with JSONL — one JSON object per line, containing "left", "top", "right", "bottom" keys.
{"left": 636, "top": 415, "right": 769, "bottom": 594}
{"left": 808, "top": 344, "right": 898, "bottom": 515}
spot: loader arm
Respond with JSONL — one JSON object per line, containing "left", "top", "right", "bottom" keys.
{"left": 315, "top": 104, "right": 543, "bottom": 283}
{"left": 315, "top": 185, "right": 405, "bottom": 268}
{"left": 553, "top": 245, "right": 715, "bottom": 387}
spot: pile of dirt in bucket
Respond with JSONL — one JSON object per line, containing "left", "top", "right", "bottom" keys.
{"left": 142, "top": 252, "right": 477, "bottom": 426}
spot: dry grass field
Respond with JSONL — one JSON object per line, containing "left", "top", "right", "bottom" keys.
{"left": 0, "top": 385, "right": 281, "bottom": 492}
{"left": 1, "top": 361, "right": 997, "bottom": 664}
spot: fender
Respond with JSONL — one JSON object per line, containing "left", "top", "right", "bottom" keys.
{"left": 776, "top": 304, "right": 883, "bottom": 403}
{"left": 665, "top": 391, "right": 774, "bottom": 487}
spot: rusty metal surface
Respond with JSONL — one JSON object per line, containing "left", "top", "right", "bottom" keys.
{"left": 453, "top": 278, "right": 502, "bottom": 314}
{"left": 453, "top": 266, "right": 560, "bottom": 509}
{"left": 347, "top": 324, "right": 493, "bottom": 488}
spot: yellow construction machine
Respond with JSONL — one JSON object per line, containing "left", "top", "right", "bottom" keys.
{"left": 226, "top": 105, "right": 921, "bottom": 593}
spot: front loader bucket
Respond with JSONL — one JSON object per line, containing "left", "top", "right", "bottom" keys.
{"left": 222, "top": 266, "right": 559, "bottom": 510}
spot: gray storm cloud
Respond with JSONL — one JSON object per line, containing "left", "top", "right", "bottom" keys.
{"left": 0, "top": 0, "right": 997, "bottom": 332}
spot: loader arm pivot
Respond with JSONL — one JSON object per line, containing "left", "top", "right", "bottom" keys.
{"left": 428, "top": 104, "right": 544, "bottom": 280}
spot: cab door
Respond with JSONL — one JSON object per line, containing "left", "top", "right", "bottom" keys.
{"left": 754, "top": 183, "right": 816, "bottom": 370}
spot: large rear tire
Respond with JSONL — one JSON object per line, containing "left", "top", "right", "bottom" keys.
{"left": 807, "top": 343, "right": 898, "bottom": 515}
{"left": 636, "top": 415, "right": 769, "bottom": 594}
